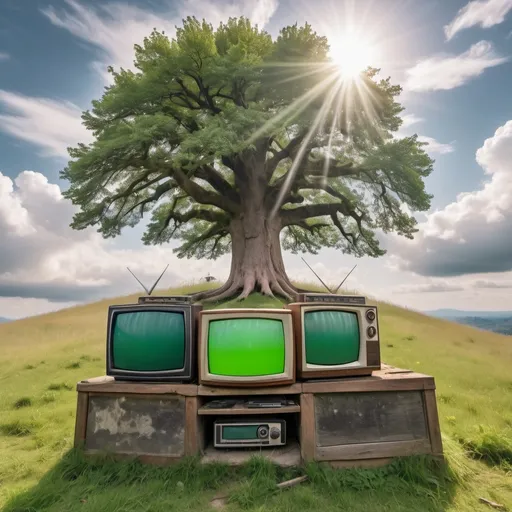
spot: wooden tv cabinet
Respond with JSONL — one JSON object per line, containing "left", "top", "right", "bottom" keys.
{"left": 74, "top": 366, "right": 442, "bottom": 468}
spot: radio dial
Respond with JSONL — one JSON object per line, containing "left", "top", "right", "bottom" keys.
{"left": 270, "top": 427, "right": 281, "bottom": 440}
{"left": 257, "top": 426, "right": 269, "bottom": 439}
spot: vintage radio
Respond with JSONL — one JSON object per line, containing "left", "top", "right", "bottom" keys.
{"left": 213, "top": 418, "right": 286, "bottom": 448}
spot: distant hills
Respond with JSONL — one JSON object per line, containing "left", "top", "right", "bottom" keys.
{"left": 0, "top": 317, "right": 11, "bottom": 323}
{"left": 425, "top": 309, "right": 512, "bottom": 335}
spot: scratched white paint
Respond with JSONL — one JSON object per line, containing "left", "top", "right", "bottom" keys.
{"left": 92, "top": 398, "right": 156, "bottom": 438}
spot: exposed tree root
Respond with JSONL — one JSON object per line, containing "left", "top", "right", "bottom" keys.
{"left": 191, "top": 277, "right": 236, "bottom": 302}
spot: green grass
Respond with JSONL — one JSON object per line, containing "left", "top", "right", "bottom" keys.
{"left": 0, "top": 281, "right": 511, "bottom": 511}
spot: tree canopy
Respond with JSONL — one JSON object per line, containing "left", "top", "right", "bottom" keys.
{"left": 62, "top": 17, "right": 433, "bottom": 300}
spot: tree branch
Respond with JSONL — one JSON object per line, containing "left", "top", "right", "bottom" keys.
{"left": 281, "top": 202, "right": 350, "bottom": 225}
{"left": 173, "top": 166, "right": 239, "bottom": 213}
{"left": 194, "top": 165, "right": 239, "bottom": 204}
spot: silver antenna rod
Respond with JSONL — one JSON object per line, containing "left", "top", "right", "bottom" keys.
{"left": 148, "top": 264, "right": 169, "bottom": 295}
{"left": 301, "top": 257, "right": 332, "bottom": 293}
{"left": 127, "top": 265, "right": 169, "bottom": 296}
{"left": 334, "top": 264, "right": 357, "bottom": 294}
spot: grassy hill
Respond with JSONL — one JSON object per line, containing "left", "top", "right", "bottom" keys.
{"left": 0, "top": 282, "right": 511, "bottom": 512}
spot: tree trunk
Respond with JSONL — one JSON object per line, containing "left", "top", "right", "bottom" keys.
{"left": 193, "top": 214, "right": 299, "bottom": 302}
{"left": 192, "top": 163, "right": 299, "bottom": 302}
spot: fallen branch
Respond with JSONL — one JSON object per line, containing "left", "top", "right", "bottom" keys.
{"left": 479, "top": 497, "right": 507, "bottom": 510}
{"left": 277, "top": 475, "right": 309, "bottom": 489}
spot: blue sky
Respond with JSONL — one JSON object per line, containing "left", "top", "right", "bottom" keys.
{"left": 1, "top": 0, "right": 512, "bottom": 318}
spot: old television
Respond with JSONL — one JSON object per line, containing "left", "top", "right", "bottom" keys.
{"left": 289, "top": 293, "right": 380, "bottom": 379}
{"left": 106, "top": 296, "right": 202, "bottom": 382}
{"left": 199, "top": 309, "right": 295, "bottom": 387}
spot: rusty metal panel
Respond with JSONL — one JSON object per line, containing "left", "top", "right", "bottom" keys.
{"left": 85, "top": 395, "right": 186, "bottom": 456}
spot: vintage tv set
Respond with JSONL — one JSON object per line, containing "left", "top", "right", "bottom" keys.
{"left": 106, "top": 296, "right": 202, "bottom": 382}
{"left": 199, "top": 309, "right": 295, "bottom": 387}
{"left": 289, "top": 293, "right": 380, "bottom": 379}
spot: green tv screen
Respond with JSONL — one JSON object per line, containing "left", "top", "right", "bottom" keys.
{"left": 112, "top": 311, "right": 185, "bottom": 371}
{"left": 208, "top": 318, "right": 285, "bottom": 376}
{"left": 304, "top": 310, "right": 360, "bottom": 365}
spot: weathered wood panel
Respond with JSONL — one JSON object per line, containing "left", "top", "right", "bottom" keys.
{"left": 300, "top": 393, "right": 315, "bottom": 462}
{"left": 85, "top": 395, "right": 186, "bottom": 456}
{"left": 315, "top": 391, "right": 428, "bottom": 447}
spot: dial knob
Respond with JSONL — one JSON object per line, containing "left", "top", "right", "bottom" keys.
{"left": 367, "top": 326, "right": 377, "bottom": 338}
{"left": 270, "top": 428, "right": 281, "bottom": 440}
{"left": 257, "top": 426, "right": 269, "bottom": 439}
{"left": 366, "top": 310, "right": 376, "bottom": 322}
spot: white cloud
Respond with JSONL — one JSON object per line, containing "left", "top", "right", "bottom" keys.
{"left": 0, "top": 297, "right": 78, "bottom": 320}
{"left": 389, "top": 119, "right": 512, "bottom": 277}
{"left": 418, "top": 136, "right": 455, "bottom": 155}
{"left": 42, "top": 0, "right": 278, "bottom": 79}
{"left": 0, "top": 53, "right": 9, "bottom": 61}
{"left": 0, "top": 170, "right": 230, "bottom": 305}
{"left": 445, "top": 0, "right": 512, "bottom": 41}
{"left": 405, "top": 41, "right": 508, "bottom": 92}
{"left": 400, "top": 114, "right": 424, "bottom": 129}
{"left": 0, "top": 90, "right": 93, "bottom": 157}
{"left": 473, "top": 279, "right": 512, "bottom": 288}
{"left": 394, "top": 281, "right": 465, "bottom": 294}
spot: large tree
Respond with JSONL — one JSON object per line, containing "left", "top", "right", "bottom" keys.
{"left": 63, "top": 17, "right": 433, "bottom": 301}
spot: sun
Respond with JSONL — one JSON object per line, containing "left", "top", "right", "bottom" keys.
{"left": 329, "top": 31, "right": 378, "bottom": 79}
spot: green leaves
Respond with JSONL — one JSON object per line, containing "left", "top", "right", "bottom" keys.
{"left": 62, "top": 16, "right": 434, "bottom": 263}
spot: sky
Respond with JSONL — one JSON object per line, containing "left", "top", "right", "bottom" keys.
{"left": 1, "top": 0, "right": 512, "bottom": 319}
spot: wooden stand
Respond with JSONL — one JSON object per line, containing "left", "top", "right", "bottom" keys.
{"left": 74, "top": 366, "right": 442, "bottom": 468}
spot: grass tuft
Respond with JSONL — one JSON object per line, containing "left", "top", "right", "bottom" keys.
{"left": 13, "top": 397, "right": 32, "bottom": 409}
{"left": 47, "top": 383, "right": 73, "bottom": 391}
{"left": 65, "top": 361, "right": 81, "bottom": 369}
{"left": 460, "top": 429, "right": 512, "bottom": 467}
{"left": 23, "top": 364, "right": 35, "bottom": 370}
{"left": 0, "top": 420, "right": 38, "bottom": 437}
{"left": 41, "top": 392, "right": 57, "bottom": 404}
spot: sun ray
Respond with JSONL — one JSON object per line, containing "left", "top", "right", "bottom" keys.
{"left": 270, "top": 77, "right": 344, "bottom": 218}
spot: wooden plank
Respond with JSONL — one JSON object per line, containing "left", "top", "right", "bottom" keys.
{"left": 74, "top": 391, "right": 89, "bottom": 447}
{"left": 85, "top": 394, "right": 186, "bottom": 457}
{"left": 316, "top": 439, "right": 433, "bottom": 461}
{"left": 185, "top": 396, "right": 199, "bottom": 456}
{"left": 198, "top": 404, "right": 300, "bottom": 415}
{"left": 300, "top": 393, "right": 316, "bottom": 462}
{"left": 302, "top": 375, "right": 434, "bottom": 393}
{"left": 424, "top": 389, "right": 443, "bottom": 455}
{"left": 77, "top": 380, "right": 198, "bottom": 396}
{"left": 314, "top": 391, "right": 429, "bottom": 448}
{"left": 201, "top": 441, "right": 301, "bottom": 467}
{"left": 198, "top": 383, "right": 302, "bottom": 396}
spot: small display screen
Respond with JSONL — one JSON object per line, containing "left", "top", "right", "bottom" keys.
{"left": 222, "top": 425, "right": 260, "bottom": 440}
{"left": 207, "top": 318, "right": 285, "bottom": 376}
{"left": 112, "top": 311, "right": 186, "bottom": 371}
{"left": 304, "top": 310, "right": 360, "bottom": 365}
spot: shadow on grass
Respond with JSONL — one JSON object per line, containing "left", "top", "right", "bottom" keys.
{"left": 3, "top": 450, "right": 459, "bottom": 512}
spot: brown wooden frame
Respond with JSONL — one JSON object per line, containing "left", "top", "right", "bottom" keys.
{"left": 74, "top": 379, "right": 202, "bottom": 462}
{"left": 197, "top": 309, "right": 296, "bottom": 387}
{"left": 289, "top": 302, "right": 381, "bottom": 379}
{"left": 74, "top": 367, "right": 443, "bottom": 467}
{"left": 301, "top": 369, "right": 443, "bottom": 463}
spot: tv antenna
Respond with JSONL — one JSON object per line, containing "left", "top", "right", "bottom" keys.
{"left": 127, "top": 264, "right": 169, "bottom": 296}
{"left": 301, "top": 257, "right": 357, "bottom": 294}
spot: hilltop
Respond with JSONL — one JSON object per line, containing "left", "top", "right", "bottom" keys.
{"left": 0, "top": 282, "right": 511, "bottom": 511}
